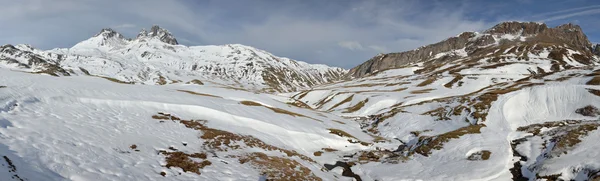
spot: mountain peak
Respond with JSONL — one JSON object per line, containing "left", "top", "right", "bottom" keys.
{"left": 136, "top": 25, "right": 178, "bottom": 45}
{"left": 483, "top": 21, "right": 548, "bottom": 36}
{"left": 94, "top": 28, "right": 124, "bottom": 39}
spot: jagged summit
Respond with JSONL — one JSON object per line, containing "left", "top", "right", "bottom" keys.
{"left": 135, "top": 25, "right": 178, "bottom": 45}
{"left": 347, "top": 21, "right": 597, "bottom": 78}
{"left": 94, "top": 28, "right": 125, "bottom": 39}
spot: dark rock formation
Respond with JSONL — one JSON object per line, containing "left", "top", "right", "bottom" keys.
{"left": 347, "top": 22, "right": 594, "bottom": 78}
{"left": 136, "top": 25, "right": 179, "bottom": 45}
{"left": 575, "top": 105, "right": 599, "bottom": 117}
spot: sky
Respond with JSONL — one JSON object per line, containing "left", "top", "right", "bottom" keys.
{"left": 1, "top": 0, "right": 599, "bottom": 69}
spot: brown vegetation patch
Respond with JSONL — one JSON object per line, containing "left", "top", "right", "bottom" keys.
{"left": 239, "top": 152, "right": 322, "bottom": 181}
{"left": 322, "top": 148, "right": 338, "bottom": 152}
{"left": 575, "top": 105, "right": 600, "bottom": 117}
{"left": 444, "top": 74, "right": 464, "bottom": 88}
{"left": 421, "top": 107, "right": 451, "bottom": 121}
{"left": 129, "top": 144, "right": 140, "bottom": 151}
{"left": 327, "top": 129, "right": 371, "bottom": 146}
{"left": 286, "top": 100, "right": 312, "bottom": 109}
{"left": 159, "top": 151, "right": 211, "bottom": 175}
{"left": 587, "top": 89, "right": 600, "bottom": 97}
{"left": 417, "top": 77, "right": 438, "bottom": 87}
{"left": 342, "top": 99, "right": 369, "bottom": 113}
{"left": 554, "top": 124, "right": 599, "bottom": 151}
{"left": 240, "top": 101, "right": 316, "bottom": 120}
{"left": 313, "top": 151, "right": 323, "bottom": 156}
{"left": 186, "top": 79, "right": 204, "bottom": 85}
{"left": 587, "top": 76, "right": 600, "bottom": 85}
{"left": 327, "top": 95, "right": 354, "bottom": 111}
{"left": 177, "top": 90, "right": 222, "bottom": 98}
{"left": 410, "top": 88, "right": 435, "bottom": 94}
{"left": 157, "top": 76, "right": 168, "bottom": 85}
{"left": 342, "top": 83, "right": 386, "bottom": 88}
{"left": 97, "top": 76, "right": 134, "bottom": 84}
{"left": 467, "top": 150, "right": 491, "bottom": 161}
{"left": 385, "top": 82, "right": 411, "bottom": 87}
{"left": 480, "top": 62, "right": 516, "bottom": 69}
{"left": 295, "top": 91, "right": 310, "bottom": 100}
{"left": 412, "top": 124, "right": 486, "bottom": 156}
{"left": 152, "top": 113, "right": 316, "bottom": 163}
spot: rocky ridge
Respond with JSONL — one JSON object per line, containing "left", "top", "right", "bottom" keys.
{"left": 347, "top": 21, "right": 597, "bottom": 78}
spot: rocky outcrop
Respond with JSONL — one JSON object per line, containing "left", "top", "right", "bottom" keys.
{"left": 594, "top": 44, "right": 600, "bottom": 56}
{"left": 136, "top": 25, "right": 179, "bottom": 45}
{"left": 347, "top": 22, "right": 594, "bottom": 78}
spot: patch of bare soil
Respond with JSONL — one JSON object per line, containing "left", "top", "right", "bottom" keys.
{"left": 467, "top": 150, "right": 491, "bottom": 161}
{"left": 410, "top": 124, "right": 486, "bottom": 156}
{"left": 575, "top": 105, "right": 600, "bottom": 117}
{"left": 239, "top": 101, "right": 319, "bottom": 121}
{"left": 177, "top": 90, "right": 222, "bottom": 98}
{"left": 159, "top": 151, "right": 211, "bottom": 175}
{"left": 239, "top": 153, "right": 322, "bottom": 181}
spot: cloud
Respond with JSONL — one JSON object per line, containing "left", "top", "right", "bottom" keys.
{"left": 540, "top": 8, "right": 600, "bottom": 22}
{"left": 112, "top": 24, "right": 136, "bottom": 29}
{"left": 338, "top": 41, "right": 364, "bottom": 51}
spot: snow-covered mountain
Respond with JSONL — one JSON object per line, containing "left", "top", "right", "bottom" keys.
{"left": 2, "top": 21, "right": 600, "bottom": 181}
{"left": 0, "top": 25, "right": 346, "bottom": 92}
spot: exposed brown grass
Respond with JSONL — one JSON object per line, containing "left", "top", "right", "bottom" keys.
{"left": 186, "top": 79, "right": 204, "bottom": 85}
{"left": 554, "top": 124, "right": 599, "bottom": 150}
{"left": 286, "top": 100, "right": 312, "bottom": 109}
{"left": 587, "top": 76, "right": 600, "bottom": 85}
{"left": 342, "top": 83, "right": 386, "bottom": 88}
{"left": 129, "top": 144, "right": 139, "bottom": 151}
{"left": 240, "top": 101, "right": 316, "bottom": 120}
{"left": 327, "top": 128, "right": 371, "bottom": 146}
{"left": 410, "top": 88, "right": 435, "bottom": 94}
{"left": 444, "top": 74, "right": 464, "bottom": 88}
{"left": 313, "top": 151, "right": 323, "bottom": 156}
{"left": 295, "top": 91, "right": 310, "bottom": 100}
{"left": 480, "top": 62, "right": 516, "bottom": 69}
{"left": 417, "top": 77, "right": 437, "bottom": 87}
{"left": 412, "top": 124, "right": 486, "bottom": 156}
{"left": 385, "top": 82, "right": 411, "bottom": 86}
{"left": 421, "top": 107, "right": 451, "bottom": 121}
{"left": 239, "top": 152, "right": 322, "bottom": 181}
{"left": 97, "top": 76, "right": 134, "bottom": 84}
{"left": 152, "top": 113, "right": 316, "bottom": 164}
{"left": 322, "top": 148, "right": 338, "bottom": 152}
{"left": 342, "top": 99, "right": 369, "bottom": 113}
{"left": 587, "top": 89, "right": 600, "bottom": 97}
{"left": 467, "top": 150, "right": 491, "bottom": 161}
{"left": 327, "top": 95, "right": 354, "bottom": 111}
{"left": 157, "top": 76, "right": 168, "bottom": 85}
{"left": 177, "top": 90, "right": 222, "bottom": 98}
{"left": 159, "top": 151, "right": 211, "bottom": 175}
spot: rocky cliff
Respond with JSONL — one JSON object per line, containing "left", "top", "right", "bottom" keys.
{"left": 347, "top": 21, "right": 595, "bottom": 78}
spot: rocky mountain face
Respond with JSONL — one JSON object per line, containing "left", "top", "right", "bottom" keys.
{"left": 0, "top": 26, "right": 346, "bottom": 92}
{"left": 347, "top": 22, "right": 596, "bottom": 78}
{"left": 594, "top": 43, "right": 600, "bottom": 56}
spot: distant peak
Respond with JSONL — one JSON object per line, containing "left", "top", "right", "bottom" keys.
{"left": 94, "top": 28, "right": 124, "bottom": 39}
{"left": 484, "top": 21, "right": 548, "bottom": 35}
{"left": 136, "top": 25, "right": 178, "bottom": 45}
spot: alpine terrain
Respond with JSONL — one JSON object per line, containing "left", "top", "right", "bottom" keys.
{"left": 1, "top": 21, "right": 600, "bottom": 181}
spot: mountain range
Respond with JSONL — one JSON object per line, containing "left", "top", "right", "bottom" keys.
{"left": 1, "top": 21, "right": 600, "bottom": 181}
